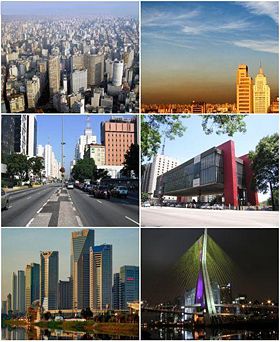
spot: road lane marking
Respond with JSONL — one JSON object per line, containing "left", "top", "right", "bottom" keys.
{"left": 37, "top": 207, "right": 43, "bottom": 214}
{"left": 26, "top": 218, "right": 34, "bottom": 227}
{"left": 125, "top": 216, "right": 139, "bottom": 225}
{"left": 26, "top": 196, "right": 32, "bottom": 200}
{"left": 76, "top": 216, "right": 83, "bottom": 227}
{"left": 97, "top": 200, "right": 102, "bottom": 204}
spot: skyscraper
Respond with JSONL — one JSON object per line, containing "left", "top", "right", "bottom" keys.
{"left": 74, "top": 117, "right": 97, "bottom": 160}
{"left": 58, "top": 279, "right": 72, "bottom": 310}
{"left": 25, "top": 263, "right": 40, "bottom": 311}
{"left": 71, "top": 229, "right": 95, "bottom": 310}
{"left": 236, "top": 64, "right": 253, "bottom": 113}
{"left": 1, "top": 116, "right": 15, "bottom": 157}
{"left": 11, "top": 272, "right": 17, "bottom": 312}
{"left": 112, "top": 60, "right": 124, "bottom": 86}
{"left": 27, "top": 115, "right": 37, "bottom": 157}
{"left": 26, "top": 75, "right": 40, "bottom": 109}
{"left": 101, "top": 117, "right": 135, "bottom": 166}
{"left": 71, "top": 69, "right": 87, "bottom": 93}
{"left": 119, "top": 265, "right": 139, "bottom": 310}
{"left": 40, "top": 251, "right": 59, "bottom": 310}
{"left": 112, "top": 273, "right": 120, "bottom": 309}
{"left": 253, "top": 65, "right": 270, "bottom": 113}
{"left": 89, "top": 244, "right": 112, "bottom": 310}
{"left": 7, "top": 293, "right": 12, "bottom": 312}
{"left": 17, "top": 270, "right": 25, "bottom": 313}
{"left": 49, "top": 55, "right": 61, "bottom": 96}
{"left": 85, "top": 53, "right": 104, "bottom": 87}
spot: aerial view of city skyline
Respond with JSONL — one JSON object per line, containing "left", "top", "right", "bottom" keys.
{"left": 141, "top": 2, "right": 278, "bottom": 113}
{"left": 1, "top": 1, "right": 139, "bottom": 113}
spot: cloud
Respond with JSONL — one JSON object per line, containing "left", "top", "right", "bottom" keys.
{"left": 182, "top": 20, "right": 249, "bottom": 35}
{"left": 142, "top": 31, "right": 194, "bottom": 50}
{"left": 241, "top": 2, "right": 279, "bottom": 23}
{"left": 232, "top": 39, "right": 278, "bottom": 54}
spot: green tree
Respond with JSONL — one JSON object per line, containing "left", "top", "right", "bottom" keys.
{"left": 29, "top": 156, "right": 45, "bottom": 181}
{"left": 141, "top": 115, "right": 247, "bottom": 160}
{"left": 122, "top": 143, "right": 139, "bottom": 178}
{"left": 249, "top": 133, "right": 279, "bottom": 211}
{"left": 81, "top": 307, "right": 93, "bottom": 319}
{"left": 71, "top": 157, "right": 97, "bottom": 182}
{"left": 5, "top": 153, "right": 30, "bottom": 183}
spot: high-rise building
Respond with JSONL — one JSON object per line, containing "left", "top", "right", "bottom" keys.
{"left": 58, "top": 279, "right": 72, "bottom": 310}
{"left": 25, "top": 263, "right": 40, "bottom": 311}
{"left": 71, "top": 229, "right": 95, "bottom": 310}
{"left": 236, "top": 64, "right": 253, "bottom": 113}
{"left": 9, "top": 94, "right": 25, "bottom": 113}
{"left": 142, "top": 154, "right": 180, "bottom": 196}
{"left": 7, "top": 293, "right": 12, "bottom": 312}
{"left": 40, "top": 251, "right": 59, "bottom": 310}
{"left": 84, "top": 143, "right": 105, "bottom": 166}
{"left": 42, "top": 144, "right": 60, "bottom": 179}
{"left": 71, "top": 54, "right": 85, "bottom": 72}
{"left": 89, "top": 244, "right": 112, "bottom": 310}
{"left": 1, "top": 116, "right": 15, "bottom": 157}
{"left": 17, "top": 270, "right": 25, "bottom": 313}
{"left": 101, "top": 117, "right": 135, "bottom": 166}
{"left": 26, "top": 75, "right": 40, "bottom": 109}
{"left": 112, "top": 273, "right": 120, "bottom": 309}
{"left": 14, "top": 115, "right": 28, "bottom": 155}
{"left": 49, "top": 55, "right": 61, "bottom": 96}
{"left": 27, "top": 115, "right": 37, "bottom": 157}
{"left": 85, "top": 53, "right": 104, "bottom": 87}
{"left": 74, "top": 117, "right": 97, "bottom": 160}
{"left": 119, "top": 265, "right": 139, "bottom": 310}
{"left": 11, "top": 272, "right": 17, "bottom": 312}
{"left": 71, "top": 69, "right": 87, "bottom": 93}
{"left": 253, "top": 65, "right": 270, "bottom": 113}
{"left": 112, "top": 60, "right": 124, "bottom": 86}
{"left": 2, "top": 301, "right": 8, "bottom": 315}
{"left": 220, "top": 283, "right": 232, "bottom": 304}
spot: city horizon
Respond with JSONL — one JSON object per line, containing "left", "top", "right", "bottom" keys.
{"left": 142, "top": 2, "right": 279, "bottom": 106}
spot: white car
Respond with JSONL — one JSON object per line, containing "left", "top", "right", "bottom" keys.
{"left": 67, "top": 182, "right": 74, "bottom": 189}
{"left": 142, "top": 201, "right": 151, "bottom": 207}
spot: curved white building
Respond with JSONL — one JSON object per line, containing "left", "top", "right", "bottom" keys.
{"left": 112, "top": 60, "right": 124, "bottom": 86}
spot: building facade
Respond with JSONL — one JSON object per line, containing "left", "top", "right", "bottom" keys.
{"left": 84, "top": 143, "right": 105, "bottom": 166}
{"left": 25, "top": 263, "right": 40, "bottom": 311}
{"left": 11, "top": 272, "right": 17, "bottom": 312}
{"left": 17, "top": 270, "right": 25, "bottom": 313}
{"left": 236, "top": 64, "right": 253, "bottom": 113}
{"left": 58, "top": 279, "right": 72, "bottom": 310}
{"left": 119, "top": 265, "right": 139, "bottom": 310}
{"left": 253, "top": 66, "right": 270, "bottom": 113}
{"left": 48, "top": 55, "right": 61, "bottom": 96}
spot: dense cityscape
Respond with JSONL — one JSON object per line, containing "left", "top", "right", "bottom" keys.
{"left": 2, "top": 115, "right": 139, "bottom": 227}
{"left": 141, "top": 65, "right": 279, "bottom": 113}
{"left": 1, "top": 3, "right": 139, "bottom": 113}
{"left": 2, "top": 229, "right": 139, "bottom": 339}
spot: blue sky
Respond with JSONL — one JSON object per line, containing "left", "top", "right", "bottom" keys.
{"left": 142, "top": 1, "right": 279, "bottom": 104}
{"left": 2, "top": 1, "right": 138, "bottom": 17}
{"left": 1, "top": 228, "right": 139, "bottom": 300}
{"left": 36, "top": 115, "right": 134, "bottom": 175}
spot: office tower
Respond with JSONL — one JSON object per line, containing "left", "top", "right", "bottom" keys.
{"left": 7, "top": 293, "right": 12, "bottom": 312}
{"left": 17, "top": 270, "right": 25, "bottom": 313}
{"left": 13, "top": 115, "right": 28, "bottom": 155}
{"left": 25, "top": 263, "right": 40, "bottom": 311}
{"left": 253, "top": 65, "right": 270, "bottom": 113}
{"left": 38, "top": 60, "right": 47, "bottom": 90}
{"left": 27, "top": 115, "right": 37, "bottom": 157}
{"left": 74, "top": 117, "right": 97, "bottom": 160}
{"left": 85, "top": 53, "right": 104, "bottom": 87}
{"left": 11, "top": 272, "right": 17, "bottom": 312}
{"left": 71, "top": 69, "right": 87, "bottom": 93}
{"left": 101, "top": 117, "right": 135, "bottom": 166}
{"left": 26, "top": 75, "right": 40, "bottom": 109}
{"left": 40, "top": 251, "right": 59, "bottom": 310}
{"left": 71, "top": 54, "right": 85, "bottom": 72}
{"left": 1, "top": 116, "right": 15, "bottom": 157}
{"left": 2, "top": 301, "right": 8, "bottom": 315}
{"left": 71, "top": 229, "right": 95, "bottom": 309}
{"left": 9, "top": 94, "right": 25, "bottom": 113}
{"left": 105, "top": 59, "right": 114, "bottom": 81}
{"left": 89, "top": 245, "right": 112, "bottom": 310}
{"left": 112, "top": 273, "right": 120, "bottom": 309}
{"left": 112, "top": 60, "right": 124, "bottom": 86}
{"left": 84, "top": 144, "right": 105, "bottom": 166}
{"left": 236, "top": 64, "right": 253, "bottom": 113}
{"left": 220, "top": 283, "right": 233, "bottom": 304}
{"left": 48, "top": 55, "right": 61, "bottom": 96}
{"left": 142, "top": 154, "right": 180, "bottom": 196}
{"left": 58, "top": 279, "right": 72, "bottom": 310}
{"left": 119, "top": 266, "right": 139, "bottom": 310}
{"left": 63, "top": 75, "right": 68, "bottom": 94}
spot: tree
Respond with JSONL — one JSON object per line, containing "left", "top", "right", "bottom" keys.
{"left": 29, "top": 156, "right": 44, "bottom": 181}
{"left": 5, "top": 153, "right": 30, "bottom": 183}
{"left": 249, "top": 133, "right": 279, "bottom": 211}
{"left": 43, "top": 311, "right": 51, "bottom": 321}
{"left": 81, "top": 307, "right": 93, "bottom": 319}
{"left": 122, "top": 143, "right": 139, "bottom": 178}
{"left": 71, "top": 157, "right": 97, "bottom": 182}
{"left": 141, "top": 115, "right": 247, "bottom": 160}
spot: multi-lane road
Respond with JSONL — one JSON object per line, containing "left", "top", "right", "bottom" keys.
{"left": 2, "top": 184, "right": 139, "bottom": 227}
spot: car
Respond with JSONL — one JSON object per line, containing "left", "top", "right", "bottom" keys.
{"left": 211, "top": 203, "right": 224, "bottom": 210}
{"left": 1, "top": 188, "right": 10, "bottom": 210}
{"left": 112, "top": 186, "right": 128, "bottom": 198}
{"left": 142, "top": 201, "right": 151, "bottom": 207}
{"left": 94, "top": 186, "right": 111, "bottom": 199}
{"left": 67, "top": 182, "right": 74, "bottom": 189}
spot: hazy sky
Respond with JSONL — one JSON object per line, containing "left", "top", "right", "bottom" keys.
{"left": 144, "top": 114, "right": 279, "bottom": 201}
{"left": 2, "top": 1, "right": 139, "bottom": 17}
{"left": 2, "top": 228, "right": 139, "bottom": 300}
{"left": 142, "top": 1, "right": 279, "bottom": 104}
{"left": 142, "top": 228, "right": 279, "bottom": 304}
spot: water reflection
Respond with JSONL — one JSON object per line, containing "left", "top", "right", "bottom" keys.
{"left": 2, "top": 326, "right": 138, "bottom": 340}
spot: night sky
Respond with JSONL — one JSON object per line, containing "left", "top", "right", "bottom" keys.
{"left": 141, "top": 228, "right": 278, "bottom": 305}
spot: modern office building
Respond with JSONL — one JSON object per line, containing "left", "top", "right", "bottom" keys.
{"left": 71, "top": 54, "right": 85, "bottom": 72}
{"left": 25, "top": 263, "right": 40, "bottom": 311}
{"left": 142, "top": 154, "right": 180, "bottom": 197}
{"left": 119, "top": 265, "right": 139, "bottom": 310}
{"left": 112, "top": 60, "right": 124, "bottom": 86}
{"left": 85, "top": 53, "right": 104, "bottom": 87}
{"left": 220, "top": 283, "right": 233, "bottom": 304}
{"left": 40, "top": 251, "right": 59, "bottom": 310}
{"left": 236, "top": 64, "right": 253, "bottom": 113}
{"left": 71, "top": 229, "right": 95, "bottom": 310}
{"left": 27, "top": 115, "right": 37, "bottom": 157}
{"left": 1, "top": 116, "right": 15, "bottom": 157}
{"left": 17, "top": 270, "right": 25, "bottom": 313}
{"left": 58, "top": 279, "right": 72, "bottom": 310}
{"left": 71, "top": 69, "right": 87, "bottom": 93}
{"left": 49, "top": 55, "right": 61, "bottom": 96}
{"left": 11, "top": 272, "right": 17, "bottom": 312}
{"left": 253, "top": 65, "right": 270, "bottom": 113}
{"left": 155, "top": 140, "right": 259, "bottom": 208}
{"left": 112, "top": 273, "right": 120, "bottom": 309}
{"left": 101, "top": 117, "right": 135, "bottom": 166}
{"left": 2, "top": 301, "right": 8, "bottom": 315}
{"left": 89, "top": 244, "right": 112, "bottom": 310}
{"left": 7, "top": 293, "right": 12, "bottom": 312}
{"left": 84, "top": 143, "right": 105, "bottom": 166}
